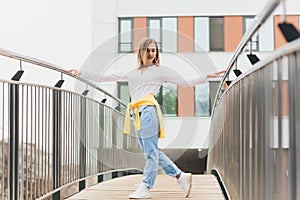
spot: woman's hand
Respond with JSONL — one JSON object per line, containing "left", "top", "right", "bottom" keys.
{"left": 207, "top": 70, "right": 226, "bottom": 79}
{"left": 215, "top": 70, "right": 226, "bottom": 75}
{"left": 68, "top": 69, "right": 81, "bottom": 76}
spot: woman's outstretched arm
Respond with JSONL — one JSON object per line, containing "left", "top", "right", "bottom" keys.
{"left": 206, "top": 70, "right": 226, "bottom": 79}
{"left": 67, "top": 68, "right": 128, "bottom": 82}
{"left": 68, "top": 69, "right": 81, "bottom": 76}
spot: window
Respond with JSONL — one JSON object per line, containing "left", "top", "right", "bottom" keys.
{"left": 195, "top": 16, "right": 224, "bottom": 52}
{"left": 117, "top": 82, "right": 130, "bottom": 113}
{"left": 117, "top": 82, "right": 178, "bottom": 116}
{"left": 195, "top": 81, "right": 220, "bottom": 116}
{"left": 194, "top": 83, "right": 210, "bottom": 116}
{"left": 148, "top": 18, "right": 162, "bottom": 50}
{"left": 118, "top": 18, "right": 133, "bottom": 53}
{"left": 209, "top": 17, "right": 224, "bottom": 51}
{"left": 156, "top": 83, "right": 178, "bottom": 116}
{"left": 147, "top": 17, "right": 178, "bottom": 52}
{"left": 162, "top": 18, "right": 177, "bottom": 52}
{"left": 259, "top": 16, "right": 274, "bottom": 51}
{"left": 194, "top": 17, "right": 210, "bottom": 52}
{"left": 244, "top": 16, "right": 259, "bottom": 51}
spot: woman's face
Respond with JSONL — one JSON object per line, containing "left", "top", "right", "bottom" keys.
{"left": 145, "top": 43, "right": 157, "bottom": 65}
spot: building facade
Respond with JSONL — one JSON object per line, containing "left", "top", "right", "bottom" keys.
{"left": 1, "top": 0, "right": 299, "bottom": 173}
{"left": 88, "top": 0, "right": 300, "bottom": 173}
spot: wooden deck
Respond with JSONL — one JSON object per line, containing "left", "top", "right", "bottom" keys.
{"left": 66, "top": 174, "right": 225, "bottom": 200}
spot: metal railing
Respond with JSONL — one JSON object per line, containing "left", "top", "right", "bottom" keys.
{"left": 0, "top": 49, "right": 144, "bottom": 200}
{"left": 207, "top": 0, "right": 300, "bottom": 199}
{"left": 211, "top": 0, "right": 281, "bottom": 115}
{"left": 0, "top": 48, "right": 127, "bottom": 108}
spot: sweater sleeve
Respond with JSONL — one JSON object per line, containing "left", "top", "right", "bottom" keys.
{"left": 80, "top": 69, "right": 128, "bottom": 82}
{"left": 159, "top": 66, "right": 208, "bottom": 86}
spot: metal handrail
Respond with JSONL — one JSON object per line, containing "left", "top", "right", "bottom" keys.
{"left": 0, "top": 48, "right": 127, "bottom": 108}
{"left": 229, "top": 38, "right": 300, "bottom": 84}
{"left": 0, "top": 79, "right": 144, "bottom": 199}
{"left": 211, "top": 0, "right": 281, "bottom": 116}
{"left": 207, "top": 34, "right": 300, "bottom": 200}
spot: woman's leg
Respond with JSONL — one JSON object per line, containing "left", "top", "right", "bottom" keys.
{"left": 129, "top": 106, "right": 161, "bottom": 198}
{"left": 136, "top": 106, "right": 181, "bottom": 182}
{"left": 158, "top": 151, "right": 181, "bottom": 177}
{"left": 138, "top": 134, "right": 160, "bottom": 189}
{"left": 130, "top": 106, "right": 192, "bottom": 198}
{"left": 137, "top": 135, "right": 182, "bottom": 185}
{"left": 135, "top": 106, "right": 161, "bottom": 189}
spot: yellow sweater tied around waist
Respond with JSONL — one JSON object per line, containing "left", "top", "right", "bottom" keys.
{"left": 123, "top": 94, "right": 165, "bottom": 138}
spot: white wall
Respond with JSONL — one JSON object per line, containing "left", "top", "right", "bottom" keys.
{"left": 0, "top": 0, "right": 92, "bottom": 69}
{"left": 159, "top": 117, "right": 211, "bottom": 149}
{"left": 117, "top": 0, "right": 300, "bottom": 17}
{"left": 92, "top": 0, "right": 118, "bottom": 51}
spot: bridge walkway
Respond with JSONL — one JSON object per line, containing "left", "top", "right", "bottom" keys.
{"left": 66, "top": 174, "right": 225, "bottom": 200}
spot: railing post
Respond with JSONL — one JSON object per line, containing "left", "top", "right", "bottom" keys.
{"left": 288, "top": 53, "right": 297, "bottom": 200}
{"left": 9, "top": 84, "right": 20, "bottom": 200}
{"left": 79, "top": 96, "right": 86, "bottom": 191}
{"left": 97, "top": 105, "right": 104, "bottom": 174}
{"left": 52, "top": 89, "right": 62, "bottom": 199}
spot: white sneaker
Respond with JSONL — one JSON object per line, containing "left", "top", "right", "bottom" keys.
{"left": 177, "top": 172, "right": 192, "bottom": 198}
{"left": 129, "top": 183, "right": 151, "bottom": 199}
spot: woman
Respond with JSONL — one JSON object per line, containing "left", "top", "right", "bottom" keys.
{"left": 69, "top": 37, "right": 224, "bottom": 199}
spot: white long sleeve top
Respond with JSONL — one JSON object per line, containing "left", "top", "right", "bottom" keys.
{"left": 81, "top": 65, "right": 208, "bottom": 106}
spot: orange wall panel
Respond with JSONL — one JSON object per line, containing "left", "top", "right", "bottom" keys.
{"left": 134, "top": 17, "right": 147, "bottom": 52}
{"left": 275, "top": 80, "right": 289, "bottom": 116}
{"left": 282, "top": 81, "right": 289, "bottom": 116}
{"left": 177, "top": 86, "right": 195, "bottom": 117}
{"left": 274, "top": 15, "right": 299, "bottom": 49}
{"left": 178, "top": 16, "right": 194, "bottom": 53}
{"left": 224, "top": 16, "right": 243, "bottom": 52}
{"left": 177, "top": 16, "right": 195, "bottom": 117}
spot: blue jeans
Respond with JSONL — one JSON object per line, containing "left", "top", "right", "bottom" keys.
{"left": 132, "top": 106, "right": 181, "bottom": 189}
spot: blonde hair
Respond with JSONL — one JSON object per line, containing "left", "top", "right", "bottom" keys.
{"left": 137, "top": 37, "right": 160, "bottom": 68}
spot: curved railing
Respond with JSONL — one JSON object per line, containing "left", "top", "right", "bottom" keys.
{"left": 211, "top": 0, "right": 281, "bottom": 115}
{"left": 207, "top": 0, "right": 300, "bottom": 199}
{"left": 0, "top": 49, "right": 144, "bottom": 199}
{"left": 0, "top": 48, "right": 127, "bottom": 108}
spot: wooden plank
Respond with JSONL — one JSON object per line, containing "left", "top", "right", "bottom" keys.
{"left": 66, "top": 174, "right": 225, "bottom": 200}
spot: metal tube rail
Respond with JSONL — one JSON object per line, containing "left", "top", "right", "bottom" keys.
{"left": 0, "top": 79, "right": 144, "bottom": 200}
{"left": 211, "top": 0, "right": 281, "bottom": 116}
{"left": 0, "top": 47, "right": 144, "bottom": 199}
{"left": 229, "top": 38, "right": 300, "bottom": 83}
{"left": 208, "top": 37, "right": 300, "bottom": 200}
{"left": 0, "top": 48, "right": 127, "bottom": 108}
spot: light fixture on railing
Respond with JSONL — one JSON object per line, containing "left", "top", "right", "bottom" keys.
{"left": 233, "top": 61, "right": 242, "bottom": 77}
{"left": 225, "top": 80, "right": 232, "bottom": 87}
{"left": 101, "top": 94, "right": 107, "bottom": 103}
{"left": 225, "top": 75, "right": 232, "bottom": 87}
{"left": 279, "top": 22, "right": 300, "bottom": 42}
{"left": 82, "top": 85, "right": 89, "bottom": 96}
{"left": 114, "top": 105, "right": 120, "bottom": 111}
{"left": 11, "top": 60, "right": 24, "bottom": 81}
{"left": 247, "top": 39, "right": 260, "bottom": 65}
{"left": 233, "top": 69, "right": 242, "bottom": 77}
{"left": 55, "top": 72, "right": 65, "bottom": 88}
{"left": 82, "top": 90, "right": 89, "bottom": 96}
{"left": 278, "top": 1, "right": 300, "bottom": 42}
